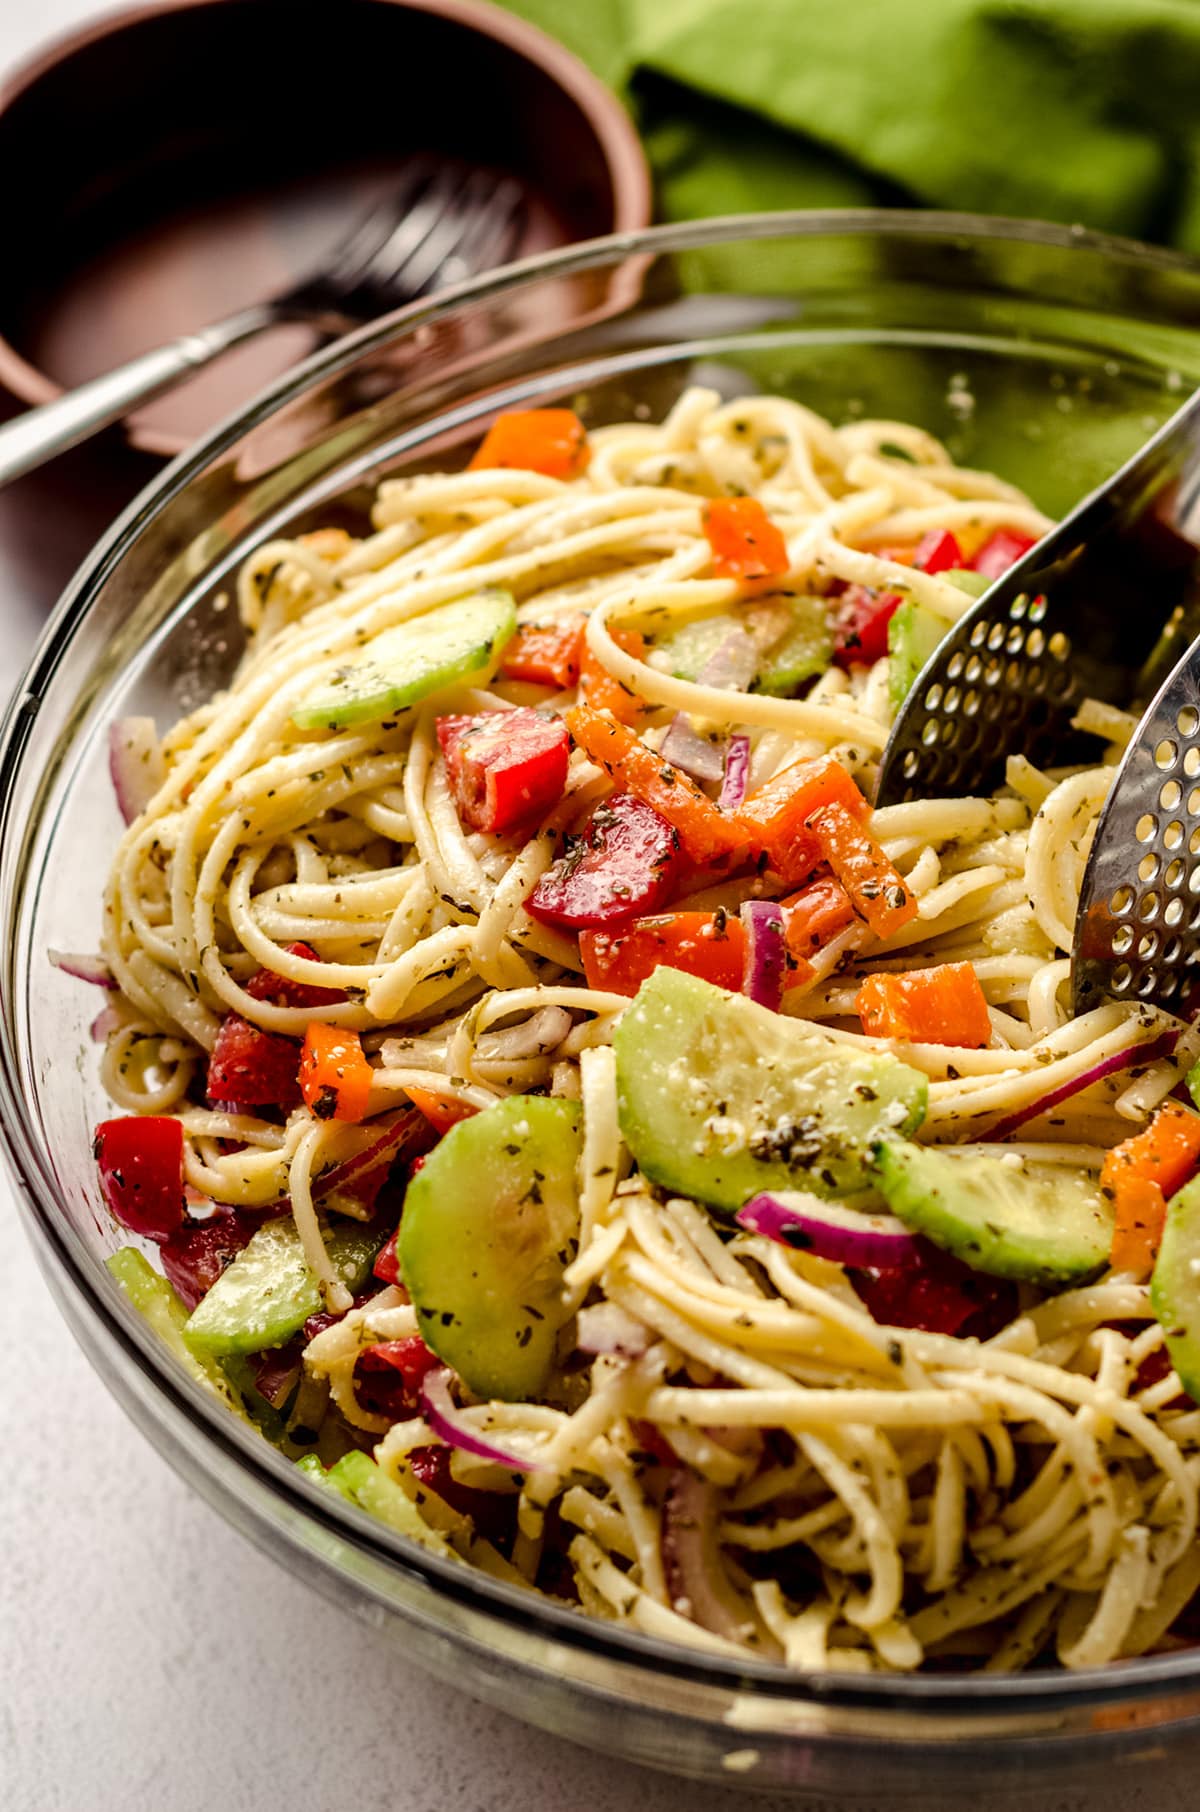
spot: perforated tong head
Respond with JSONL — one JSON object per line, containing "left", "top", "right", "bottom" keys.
{"left": 875, "top": 390, "right": 1200, "bottom": 1016}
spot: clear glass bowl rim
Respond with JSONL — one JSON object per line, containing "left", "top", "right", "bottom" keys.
{"left": 6, "top": 206, "right": 1200, "bottom": 1719}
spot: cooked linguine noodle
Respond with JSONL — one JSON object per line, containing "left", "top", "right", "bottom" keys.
{"left": 94, "top": 386, "right": 1200, "bottom": 1673}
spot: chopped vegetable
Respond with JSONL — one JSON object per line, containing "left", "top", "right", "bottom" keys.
{"left": 832, "top": 585, "right": 903, "bottom": 667}
{"left": 299, "top": 1024, "right": 373, "bottom": 1123}
{"left": 972, "top": 528, "right": 1038, "bottom": 579}
{"left": 578, "top": 625, "right": 647, "bottom": 723}
{"left": 855, "top": 962, "right": 991, "bottom": 1048}
{"left": 740, "top": 900, "right": 788, "bottom": 1010}
{"left": 499, "top": 613, "right": 586, "bottom": 688}
{"left": 737, "top": 1191, "right": 921, "bottom": 1266}
{"left": 94, "top": 1116, "right": 185, "bottom": 1242}
{"left": 245, "top": 941, "right": 344, "bottom": 1009}
{"left": 887, "top": 599, "right": 946, "bottom": 711}
{"left": 702, "top": 496, "right": 789, "bottom": 581}
{"left": 660, "top": 713, "right": 726, "bottom": 783}
{"left": 736, "top": 754, "right": 870, "bottom": 887}
{"left": 109, "top": 716, "right": 165, "bottom": 824}
{"left": 562, "top": 706, "right": 747, "bottom": 868}
{"left": 422, "top": 1368, "right": 543, "bottom": 1470}
{"left": 160, "top": 1208, "right": 257, "bottom": 1311}
{"left": 354, "top": 1335, "right": 441, "bottom": 1419}
{"left": 986, "top": 1032, "right": 1178, "bottom": 1143}
{"left": 752, "top": 596, "right": 832, "bottom": 695}
{"left": 184, "top": 1216, "right": 383, "bottom": 1355}
{"left": 580, "top": 910, "right": 746, "bottom": 996}
{"left": 807, "top": 802, "right": 918, "bottom": 940}
{"left": 468, "top": 408, "right": 589, "bottom": 479}
{"left": 1102, "top": 1100, "right": 1200, "bottom": 1278}
{"left": 912, "top": 529, "right": 964, "bottom": 574}
{"left": 851, "top": 1238, "right": 1018, "bottom": 1338}
{"left": 208, "top": 1015, "right": 302, "bottom": 1110}
{"left": 779, "top": 876, "right": 856, "bottom": 979}
{"left": 404, "top": 1085, "right": 478, "bottom": 1137}
{"left": 437, "top": 708, "right": 569, "bottom": 834}
{"left": 527, "top": 793, "right": 682, "bottom": 929}
{"left": 322, "top": 1450, "right": 457, "bottom": 1557}
{"left": 49, "top": 949, "right": 116, "bottom": 988}
{"left": 106, "top": 1246, "right": 247, "bottom": 1411}
{"left": 1151, "top": 1174, "right": 1200, "bottom": 1402}
{"left": 718, "top": 733, "right": 751, "bottom": 810}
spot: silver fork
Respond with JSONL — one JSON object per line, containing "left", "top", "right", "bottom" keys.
{"left": 875, "top": 388, "right": 1200, "bottom": 1017}
{"left": 0, "top": 157, "right": 525, "bottom": 487}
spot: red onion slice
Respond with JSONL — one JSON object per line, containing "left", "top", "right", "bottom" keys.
{"left": 660, "top": 714, "right": 727, "bottom": 783}
{"left": 314, "top": 1105, "right": 434, "bottom": 1208}
{"left": 420, "top": 1368, "right": 543, "bottom": 1473}
{"left": 49, "top": 949, "right": 116, "bottom": 988}
{"left": 740, "top": 900, "right": 787, "bottom": 1010}
{"left": 661, "top": 1469, "right": 750, "bottom": 1642}
{"left": 985, "top": 1032, "right": 1178, "bottom": 1142}
{"left": 109, "top": 717, "right": 166, "bottom": 824}
{"left": 90, "top": 1004, "right": 125, "bottom": 1043}
{"left": 719, "top": 734, "right": 751, "bottom": 810}
{"left": 736, "top": 1190, "right": 921, "bottom": 1267}
{"left": 698, "top": 628, "right": 760, "bottom": 693}
{"left": 576, "top": 1301, "right": 652, "bottom": 1357}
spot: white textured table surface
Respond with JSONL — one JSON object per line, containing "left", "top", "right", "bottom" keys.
{"left": 3, "top": 6, "right": 1200, "bottom": 1809}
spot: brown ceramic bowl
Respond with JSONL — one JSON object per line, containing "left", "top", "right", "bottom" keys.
{"left": 0, "top": 0, "right": 650, "bottom": 456}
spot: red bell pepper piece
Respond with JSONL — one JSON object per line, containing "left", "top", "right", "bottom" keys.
{"left": 913, "top": 529, "right": 964, "bottom": 574}
{"left": 702, "top": 497, "right": 789, "bottom": 581}
{"left": 852, "top": 1238, "right": 1017, "bottom": 1339}
{"left": 354, "top": 1335, "right": 441, "bottom": 1419}
{"left": 499, "top": 614, "right": 586, "bottom": 688}
{"left": 469, "top": 409, "right": 589, "bottom": 479}
{"left": 856, "top": 962, "right": 992, "bottom": 1048}
{"left": 94, "top": 1115, "right": 185, "bottom": 1242}
{"left": 831, "top": 585, "right": 904, "bottom": 667}
{"left": 972, "top": 529, "right": 1037, "bottom": 580}
{"left": 245, "top": 941, "right": 344, "bottom": 1008}
{"left": 207, "top": 1014, "right": 302, "bottom": 1110}
{"left": 299, "top": 1024, "right": 373, "bottom": 1124}
{"left": 437, "top": 708, "right": 569, "bottom": 835}
{"left": 579, "top": 909, "right": 747, "bottom": 997}
{"left": 527, "top": 793, "right": 683, "bottom": 929}
{"left": 406, "top": 1444, "right": 515, "bottom": 1545}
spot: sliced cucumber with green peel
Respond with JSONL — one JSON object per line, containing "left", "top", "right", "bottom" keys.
{"left": 753, "top": 596, "right": 831, "bottom": 695}
{"left": 873, "top": 1140, "right": 1113, "bottom": 1286}
{"left": 943, "top": 569, "right": 990, "bottom": 599}
{"left": 614, "top": 968, "right": 927, "bottom": 1212}
{"left": 184, "top": 1216, "right": 382, "bottom": 1356}
{"left": 655, "top": 613, "right": 739, "bottom": 682}
{"left": 328, "top": 1452, "right": 457, "bottom": 1558}
{"left": 399, "top": 1095, "right": 582, "bottom": 1401}
{"left": 291, "top": 588, "right": 517, "bottom": 730}
{"left": 887, "top": 601, "right": 946, "bottom": 713}
{"left": 107, "top": 1246, "right": 247, "bottom": 1414}
{"left": 1151, "top": 1175, "right": 1200, "bottom": 1403}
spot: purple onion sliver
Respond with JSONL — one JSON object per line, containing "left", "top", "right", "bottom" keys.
{"left": 697, "top": 627, "right": 760, "bottom": 693}
{"left": 719, "top": 733, "right": 751, "bottom": 810}
{"left": 49, "top": 949, "right": 116, "bottom": 988}
{"left": 576, "top": 1301, "right": 651, "bottom": 1358}
{"left": 109, "top": 716, "right": 166, "bottom": 824}
{"left": 89, "top": 1004, "right": 124, "bottom": 1043}
{"left": 740, "top": 900, "right": 787, "bottom": 1011}
{"left": 660, "top": 713, "right": 727, "bottom": 784}
{"left": 984, "top": 1031, "right": 1179, "bottom": 1142}
{"left": 420, "top": 1368, "right": 543, "bottom": 1472}
{"left": 736, "top": 1192, "right": 921, "bottom": 1268}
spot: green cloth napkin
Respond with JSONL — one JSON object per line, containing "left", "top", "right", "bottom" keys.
{"left": 504, "top": 0, "right": 1200, "bottom": 253}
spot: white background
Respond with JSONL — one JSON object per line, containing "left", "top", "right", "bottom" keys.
{"left": 1, "top": 4, "right": 1199, "bottom": 1806}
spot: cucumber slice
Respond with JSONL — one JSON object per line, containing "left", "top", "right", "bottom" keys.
{"left": 943, "top": 569, "right": 991, "bottom": 598}
{"left": 183, "top": 1216, "right": 382, "bottom": 1356}
{"left": 291, "top": 588, "right": 517, "bottom": 730}
{"left": 873, "top": 1140, "right": 1113, "bottom": 1286}
{"left": 886, "top": 574, "right": 987, "bottom": 713}
{"left": 1151, "top": 1175, "right": 1200, "bottom": 1403}
{"left": 753, "top": 596, "right": 831, "bottom": 695}
{"left": 328, "top": 1452, "right": 457, "bottom": 1558}
{"left": 614, "top": 968, "right": 927, "bottom": 1213}
{"left": 399, "top": 1096, "right": 582, "bottom": 1400}
{"left": 106, "top": 1246, "right": 246, "bottom": 1414}
{"left": 655, "top": 614, "right": 738, "bottom": 682}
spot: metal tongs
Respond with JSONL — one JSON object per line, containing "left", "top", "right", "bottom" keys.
{"left": 875, "top": 390, "right": 1200, "bottom": 1018}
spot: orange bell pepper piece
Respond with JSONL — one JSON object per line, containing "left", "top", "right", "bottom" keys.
{"left": 1102, "top": 1099, "right": 1200, "bottom": 1279}
{"left": 855, "top": 962, "right": 991, "bottom": 1048}
{"left": 702, "top": 497, "right": 789, "bottom": 581}
{"left": 737, "top": 755, "right": 870, "bottom": 887}
{"left": 469, "top": 409, "right": 589, "bottom": 479}
{"left": 499, "top": 614, "right": 587, "bottom": 689}
{"left": 806, "top": 802, "right": 919, "bottom": 941}
{"left": 776, "top": 875, "right": 858, "bottom": 985}
{"left": 578, "top": 626, "right": 647, "bottom": 724}
{"left": 404, "top": 1085, "right": 478, "bottom": 1139}
{"left": 299, "top": 1024, "right": 373, "bottom": 1124}
{"left": 580, "top": 910, "right": 747, "bottom": 997}
{"left": 563, "top": 705, "right": 748, "bottom": 869}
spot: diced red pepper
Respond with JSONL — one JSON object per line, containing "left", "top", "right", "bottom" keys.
{"left": 159, "top": 1206, "right": 259, "bottom": 1310}
{"left": 404, "top": 1086, "right": 478, "bottom": 1138}
{"left": 737, "top": 755, "right": 871, "bottom": 887}
{"left": 807, "top": 802, "right": 919, "bottom": 941}
{"left": 563, "top": 705, "right": 748, "bottom": 870}
{"left": 469, "top": 409, "right": 589, "bottom": 479}
{"left": 913, "top": 529, "right": 964, "bottom": 574}
{"left": 527, "top": 793, "right": 683, "bottom": 929}
{"left": 208, "top": 1015, "right": 302, "bottom": 1110}
{"left": 373, "top": 1226, "right": 402, "bottom": 1285}
{"left": 437, "top": 708, "right": 569, "bottom": 835}
{"left": 244, "top": 941, "right": 344, "bottom": 1009}
{"left": 852, "top": 1238, "right": 1017, "bottom": 1338}
{"left": 832, "top": 586, "right": 903, "bottom": 668}
{"left": 971, "top": 529, "right": 1038, "bottom": 580}
{"left": 578, "top": 626, "right": 647, "bottom": 725}
{"left": 354, "top": 1335, "right": 441, "bottom": 1420}
{"left": 855, "top": 962, "right": 992, "bottom": 1048}
{"left": 94, "top": 1116, "right": 185, "bottom": 1242}
{"left": 580, "top": 910, "right": 746, "bottom": 996}
{"left": 407, "top": 1444, "right": 515, "bottom": 1545}
{"left": 702, "top": 497, "right": 789, "bottom": 581}
{"left": 299, "top": 1024, "right": 373, "bottom": 1124}
{"left": 499, "top": 614, "right": 586, "bottom": 689}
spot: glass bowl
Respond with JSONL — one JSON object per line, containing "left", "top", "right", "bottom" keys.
{"left": 6, "top": 212, "right": 1200, "bottom": 1800}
